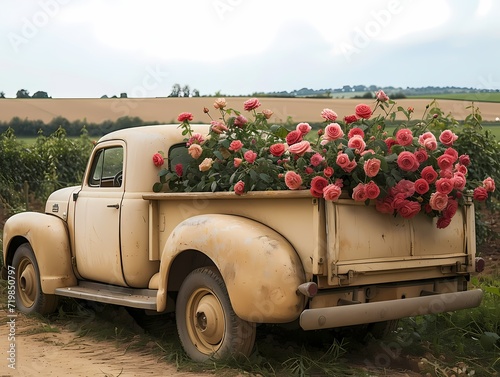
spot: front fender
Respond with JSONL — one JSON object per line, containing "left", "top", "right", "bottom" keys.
{"left": 157, "top": 214, "right": 306, "bottom": 323}
{"left": 3, "top": 212, "right": 77, "bottom": 293}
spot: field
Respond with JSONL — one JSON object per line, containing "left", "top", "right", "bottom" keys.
{"left": 410, "top": 92, "right": 500, "bottom": 103}
{"left": 2, "top": 97, "right": 500, "bottom": 125}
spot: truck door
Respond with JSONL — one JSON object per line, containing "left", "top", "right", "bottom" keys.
{"left": 73, "top": 142, "right": 127, "bottom": 286}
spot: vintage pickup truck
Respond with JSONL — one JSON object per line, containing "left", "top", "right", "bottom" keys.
{"left": 2, "top": 124, "right": 484, "bottom": 361}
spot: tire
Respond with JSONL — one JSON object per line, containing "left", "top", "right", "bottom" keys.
{"left": 368, "top": 319, "right": 399, "bottom": 339}
{"left": 176, "top": 267, "right": 256, "bottom": 362}
{"left": 12, "top": 243, "right": 59, "bottom": 315}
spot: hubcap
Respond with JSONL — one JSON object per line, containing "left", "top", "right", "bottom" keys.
{"left": 18, "top": 258, "right": 36, "bottom": 308}
{"left": 187, "top": 288, "right": 225, "bottom": 354}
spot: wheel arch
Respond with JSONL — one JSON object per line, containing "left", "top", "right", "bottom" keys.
{"left": 157, "top": 214, "right": 306, "bottom": 323}
{"left": 3, "top": 212, "right": 77, "bottom": 293}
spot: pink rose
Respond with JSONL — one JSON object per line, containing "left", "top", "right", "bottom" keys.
{"left": 390, "top": 179, "right": 415, "bottom": 198}
{"left": 397, "top": 200, "right": 421, "bottom": 219}
{"left": 234, "top": 180, "right": 245, "bottom": 195}
{"left": 483, "top": 177, "right": 496, "bottom": 192}
{"left": 152, "top": 153, "right": 164, "bottom": 167}
{"left": 375, "top": 90, "right": 389, "bottom": 102}
{"left": 455, "top": 163, "right": 468, "bottom": 175}
{"left": 344, "top": 160, "right": 357, "bottom": 173}
{"left": 186, "top": 133, "right": 204, "bottom": 146}
{"left": 414, "top": 148, "right": 429, "bottom": 163}
{"left": 323, "top": 184, "right": 342, "bottom": 201}
{"left": 348, "top": 127, "right": 365, "bottom": 139}
{"left": 397, "top": 151, "right": 419, "bottom": 172}
{"left": 296, "top": 122, "right": 312, "bottom": 135}
{"left": 363, "top": 158, "right": 381, "bottom": 177}
{"left": 188, "top": 144, "right": 203, "bottom": 159}
{"left": 198, "top": 158, "right": 213, "bottom": 172}
{"left": 352, "top": 183, "right": 368, "bottom": 202}
{"left": 429, "top": 192, "right": 449, "bottom": 211}
{"left": 310, "top": 176, "right": 328, "bottom": 198}
{"left": 211, "top": 120, "right": 228, "bottom": 134}
{"left": 336, "top": 153, "right": 351, "bottom": 170}
{"left": 365, "top": 181, "right": 381, "bottom": 200}
{"left": 323, "top": 166, "right": 334, "bottom": 178}
{"left": 414, "top": 178, "right": 430, "bottom": 195}
{"left": 289, "top": 141, "right": 312, "bottom": 156}
{"left": 310, "top": 153, "right": 324, "bottom": 167}
{"left": 459, "top": 154, "right": 470, "bottom": 166}
{"left": 395, "top": 129, "right": 413, "bottom": 146}
{"left": 376, "top": 197, "right": 394, "bottom": 214}
{"left": 285, "top": 171, "right": 302, "bottom": 190}
{"left": 453, "top": 172, "right": 466, "bottom": 190}
{"left": 421, "top": 166, "right": 438, "bottom": 184}
{"left": 243, "top": 98, "right": 261, "bottom": 111}
{"left": 473, "top": 187, "right": 488, "bottom": 201}
{"left": 444, "top": 148, "right": 458, "bottom": 162}
{"left": 234, "top": 115, "right": 248, "bottom": 127}
{"left": 233, "top": 158, "right": 242, "bottom": 167}
{"left": 229, "top": 140, "right": 243, "bottom": 152}
{"left": 244, "top": 150, "right": 257, "bottom": 164}
{"left": 439, "top": 130, "right": 458, "bottom": 147}
{"left": 177, "top": 112, "right": 194, "bottom": 122}
{"left": 321, "top": 108, "right": 338, "bottom": 122}
{"left": 385, "top": 137, "right": 397, "bottom": 153}
{"left": 437, "top": 154, "right": 455, "bottom": 171}
{"left": 435, "top": 178, "right": 454, "bottom": 195}
{"left": 348, "top": 135, "right": 366, "bottom": 153}
{"left": 324, "top": 123, "right": 344, "bottom": 141}
{"left": 355, "top": 104, "right": 372, "bottom": 119}
{"left": 418, "top": 132, "right": 437, "bottom": 151}
{"left": 269, "top": 143, "right": 286, "bottom": 157}
{"left": 286, "top": 130, "right": 303, "bottom": 145}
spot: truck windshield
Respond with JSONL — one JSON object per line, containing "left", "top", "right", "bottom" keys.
{"left": 89, "top": 147, "right": 124, "bottom": 187}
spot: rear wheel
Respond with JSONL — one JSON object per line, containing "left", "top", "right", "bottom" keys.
{"left": 176, "top": 267, "right": 256, "bottom": 362}
{"left": 12, "top": 243, "right": 59, "bottom": 314}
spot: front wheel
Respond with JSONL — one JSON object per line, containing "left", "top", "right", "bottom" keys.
{"left": 12, "top": 243, "right": 59, "bottom": 314}
{"left": 176, "top": 267, "right": 256, "bottom": 362}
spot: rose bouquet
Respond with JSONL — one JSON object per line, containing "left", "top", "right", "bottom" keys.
{"left": 153, "top": 93, "right": 495, "bottom": 229}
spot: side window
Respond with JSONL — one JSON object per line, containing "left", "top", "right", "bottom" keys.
{"left": 89, "top": 147, "right": 124, "bottom": 188}
{"left": 168, "top": 143, "right": 190, "bottom": 170}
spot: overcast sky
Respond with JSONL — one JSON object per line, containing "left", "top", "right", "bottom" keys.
{"left": 1, "top": 0, "right": 499, "bottom": 98}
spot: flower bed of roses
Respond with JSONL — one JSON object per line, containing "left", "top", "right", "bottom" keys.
{"left": 152, "top": 92, "right": 495, "bottom": 229}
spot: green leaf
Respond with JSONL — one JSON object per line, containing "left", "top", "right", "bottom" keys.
{"left": 213, "top": 150, "right": 224, "bottom": 160}
{"left": 479, "top": 332, "right": 500, "bottom": 350}
{"left": 259, "top": 173, "right": 272, "bottom": 183}
{"left": 152, "top": 182, "right": 163, "bottom": 192}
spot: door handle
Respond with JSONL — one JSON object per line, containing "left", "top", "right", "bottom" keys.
{"left": 107, "top": 204, "right": 120, "bottom": 209}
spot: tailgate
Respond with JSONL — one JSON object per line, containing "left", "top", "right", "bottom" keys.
{"left": 325, "top": 199, "right": 475, "bottom": 286}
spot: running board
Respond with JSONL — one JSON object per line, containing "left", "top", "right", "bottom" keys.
{"left": 55, "top": 281, "right": 157, "bottom": 310}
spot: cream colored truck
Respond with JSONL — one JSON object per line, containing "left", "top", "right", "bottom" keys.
{"left": 2, "top": 124, "right": 484, "bottom": 361}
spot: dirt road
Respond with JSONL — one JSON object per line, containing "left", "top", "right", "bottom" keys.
{"left": 0, "top": 311, "right": 212, "bottom": 377}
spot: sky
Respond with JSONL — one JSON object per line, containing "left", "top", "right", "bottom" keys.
{"left": 1, "top": 0, "right": 499, "bottom": 98}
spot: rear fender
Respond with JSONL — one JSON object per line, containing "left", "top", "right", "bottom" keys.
{"left": 3, "top": 212, "right": 77, "bottom": 293}
{"left": 157, "top": 214, "right": 306, "bottom": 323}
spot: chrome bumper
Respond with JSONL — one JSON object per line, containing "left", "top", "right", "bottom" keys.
{"left": 300, "top": 289, "right": 483, "bottom": 331}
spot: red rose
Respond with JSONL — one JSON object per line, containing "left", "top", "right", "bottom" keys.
{"left": 323, "top": 167, "right": 334, "bottom": 178}
{"left": 365, "top": 181, "right": 381, "bottom": 200}
{"left": 152, "top": 153, "right": 164, "bottom": 167}
{"left": 355, "top": 104, "right": 372, "bottom": 119}
{"left": 437, "top": 154, "right": 455, "bottom": 171}
{"left": 473, "top": 187, "right": 488, "bottom": 201}
{"left": 286, "top": 130, "right": 303, "bottom": 145}
{"left": 414, "top": 178, "right": 430, "bottom": 195}
{"left": 435, "top": 178, "right": 454, "bottom": 195}
{"left": 323, "top": 183, "right": 342, "bottom": 201}
{"left": 344, "top": 114, "right": 358, "bottom": 124}
{"left": 459, "top": 154, "right": 470, "bottom": 166}
{"left": 269, "top": 143, "right": 286, "bottom": 157}
{"left": 395, "top": 128, "right": 413, "bottom": 146}
{"left": 436, "top": 216, "right": 452, "bottom": 229}
{"left": 421, "top": 166, "right": 438, "bottom": 184}
{"left": 234, "top": 180, "right": 245, "bottom": 195}
{"left": 175, "top": 163, "right": 183, "bottom": 177}
{"left": 177, "top": 112, "right": 194, "bottom": 122}
{"left": 310, "top": 176, "right": 328, "bottom": 198}
{"left": 376, "top": 197, "right": 394, "bottom": 214}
